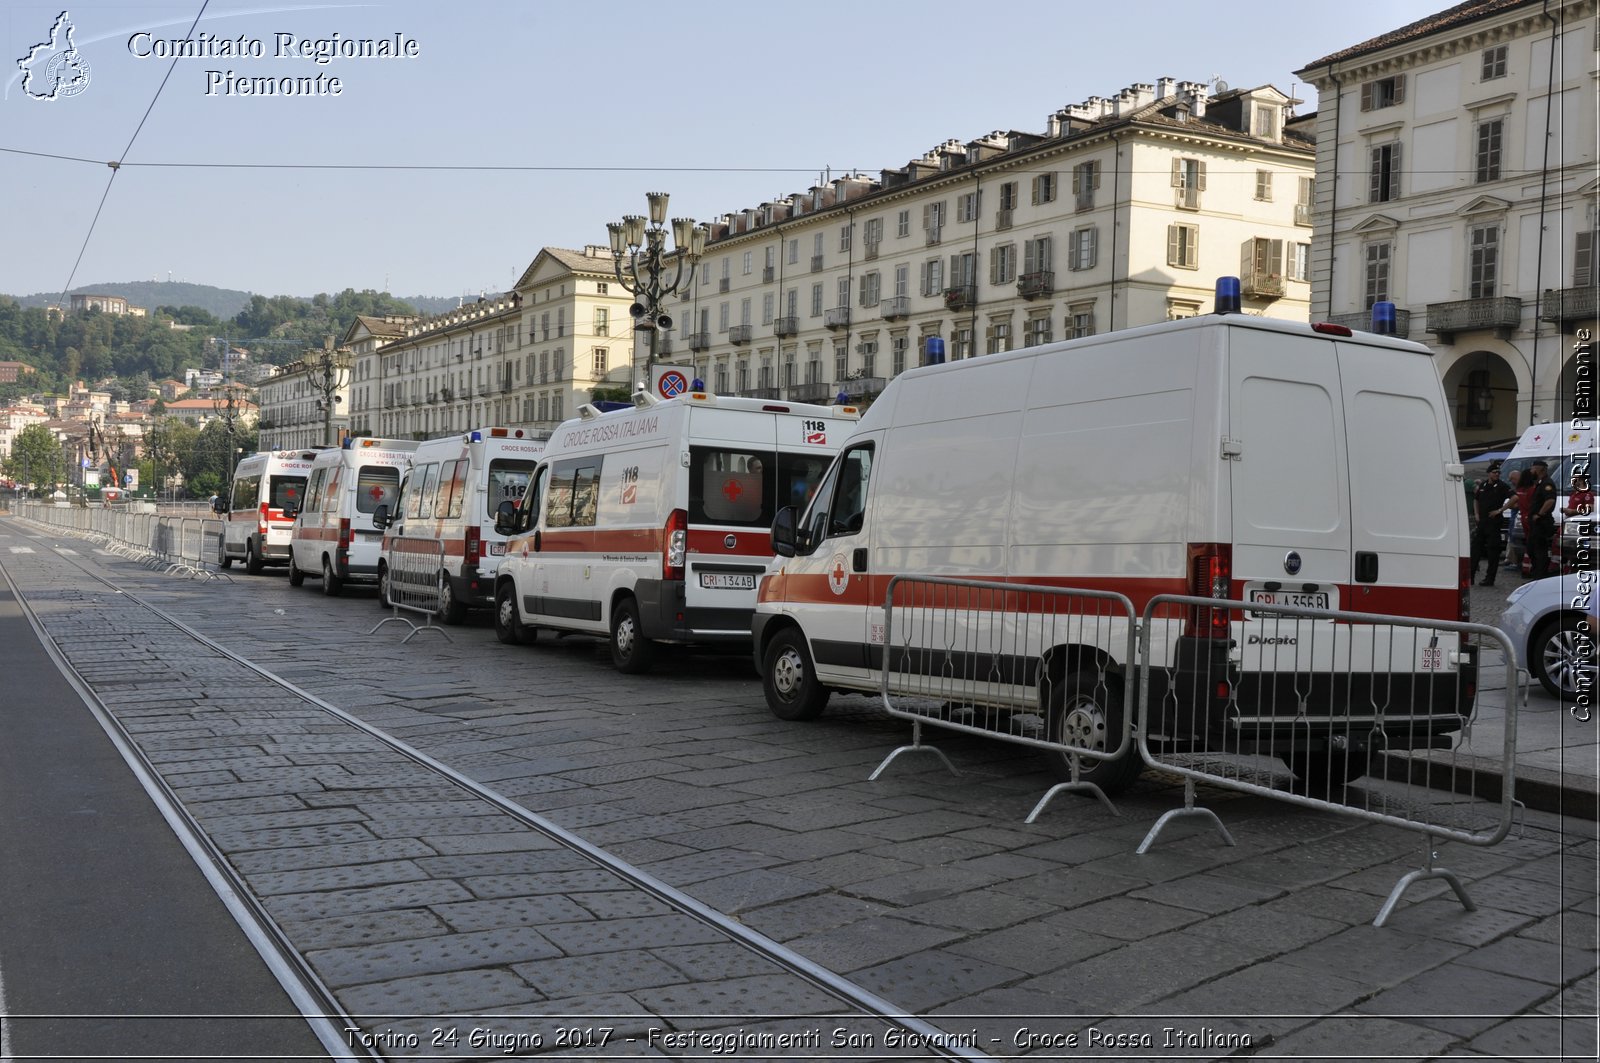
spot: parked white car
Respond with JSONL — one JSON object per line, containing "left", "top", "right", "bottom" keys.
{"left": 1498, "top": 572, "right": 1600, "bottom": 699}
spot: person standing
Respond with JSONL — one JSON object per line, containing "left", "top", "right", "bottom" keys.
{"left": 1527, "top": 459, "right": 1559, "bottom": 579}
{"left": 1470, "top": 463, "right": 1514, "bottom": 585}
{"left": 1506, "top": 469, "right": 1536, "bottom": 572}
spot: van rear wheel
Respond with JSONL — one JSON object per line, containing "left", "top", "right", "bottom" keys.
{"left": 321, "top": 556, "right": 343, "bottom": 596}
{"left": 438, "top": 573, "right": 467, "bottom": 625}
{"left": 763, "top": 628, "right": 829, "bottom": 721}
{"left": 495, "top": 582, "right": 530, "bottom": 645}
{"left": 244, "top": 541, "right": 264, "bottom": 575}
{"left": 1285, "top": 746, "right": 1370, "bottom": 799}
{"left": 287, "top": 558, "right": 305, "bottom": 587}
{"left": 609, "top": 597, "right": 655, "bottom": 674}
{"left": 376, "top": 565, "right": 390, "bottom": 608}
{"left": 1043, "top": 668, "right": 1142, "bottom": 794}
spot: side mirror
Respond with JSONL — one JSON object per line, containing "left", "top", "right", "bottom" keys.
{"left": 211, "top": 498, "right": 227, "bottom": 515}
{"left": 283, "top": 503, "right": 300, "bottom": 520}
{"left": 372, "top": 502, "right": 391, "bottom": 529}
{"left": 771, "top": 505, "right": 798, "bottom": 558}
{"left": 494, "top": 499, "right": 517, "bottom": 535}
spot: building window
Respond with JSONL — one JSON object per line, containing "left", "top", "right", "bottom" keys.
{"left": 835, "top": 345, "right": 848, "bottom": 381}
{"left": 923, "top": 201, "right": 946, "bottom": 239}
{"left": 859, "top": 342, "right": 876, "bottom": 378}
{"left": 956, "top": 190, "right": 981, "bottom": 223}
{"left": 1069, "top": 227, "right": 1097, "bottom": 271}
{"left": 998, "top": 181, "right": 1018, "bottom": 211}
{"left": 594, "top": 308, "right": 608, "bottom": 336}
{"left": 985, "top": 319, "right": 1011, "bottom": 355}
{"left": 891, "top": 335, "right": 908, "bottom": 376}
{"left": 742, "top": 250, "right": 752, "bottom": 275}
{"left": 950, "top": 251, "right": 977, "bottom": 289}
{"left": 1575, "top": 229, "right": 1597, "bottom": 286}
{"left": 596, "top": 282, "right": 608, "bottom": 295}
{"left": 1364, "top": 242, "right": 1391, "bottom": 308}
{"left": 718, "top": 303, "right": 730, "bottom": 332}
{"left": 990, "top": 243, "right": 1017, "bottom": 285}
{"left": 787, "top": 238, "right": 799, "bottom": 265}
{"left": 1475, "top": 119, "right": 1503, "bottom": 183}
{"left": 1167, "top": 224, "right": 1199, "bottom": 270}
{"left": 1073, "top": 161, "right": 1099, "bottom": 211}
{"left": 921, "top": 258, "right": 944, "bottom": 296}
{"left": 1290, "top": 242, "right": 1311, "bottom": 282}
{"left": 740, "top": 298, "right": 752, "bottom": 327}
{"left": 810, "top": 283, "right": 823, "bottom": 316}
{"left": 715, "top": 363, "right": 728, "bottom": 393}
{"left": 1030, "top": 172, "right": 1057, "bottom": 206}
{"left": 762, "top": 293, "right": 774, "bottom": 325}
{"left": 1360, "top": 74, "right": 1405, "bottom": 111}
{"left": 894, "top": 264, "right": 910, "bottom": 298}
{"left": 1253, "top": 105, "right": 1279, "bottom": 139}
{"left": 592, "top": 348, "right": 608, "bottom": 376}
{"left": 1369, "top": 142, "right": 1402, "bottom": 202}
{"left": 1173, "top": 158, "right": 1205, "bottom": 209}
{"left": 1166, "top": 300, "right": 1201, "bottom": 320}
{"left": 1024, "top": 235, "right": 1053, "bottom": 275}
{"left": 1023, "top": 313, "right": 1052, "bottom": 348}
{"left": 859, "top": 271, "right": 882, "bottom": 306}
{"left": 896, "top": 209, "right": 910, "bottom": 238}
{"left": 1255, "top": 170, "right": 1273, "bottom": 201}
{"left": 837, "top": 276, "right": 851, "bottom": 308}
{"left": 736, "top": 359, "right": 749, "bottom": 392}
{"left": 952, "top": 327, "right": 972, "bottom": 360}
{"left": 1482, "top": 45, "right": 1507, "bottom": 81}
{"left": 839, "top": 223, "right": 852, "bottom": 253}
{"left": 863, "top": 217, "right": 883, "bottom": 247}
{"left": 1469, "top": 224, "right": 1499, "bottom": 299}
{"left": 1068, "top": 302, "right": 1095, "bottom": 338}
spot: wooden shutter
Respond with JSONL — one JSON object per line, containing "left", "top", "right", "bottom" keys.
{"left": 1086, "top": 227, "right": 1098, "bottom": 269}
{"left": 1031, "top": 175, "right": 1042, "bottom": 205}
{"left": 1388, "top": 142, "right": 1402, "bottom": 200}
{"left": 1196, "top": 161, "right": 1207, "bottom": 191}
{"left": 1576, "top": 232, "right": 1594, "bottom": 287}
{"left": 1392, "top": 74, "right": 1406, "bottom": 104}
{"left": 1369, "top": 147, "right": 1383, "bottom": 202}
{"left": 1360, "top": 82, "right": 1373, "bottom": 111}
{"left": 1024, "top": 240, "right": 1038, "bottom": 274}
{"left": 989, "top": 248, "right": 1000, "bottom": 285}
{"left": 1171, "top": 158, "right": 1183, "bottom": 186}
{"left": 1072, "top": 166, "right": 1082, "bottom": 194}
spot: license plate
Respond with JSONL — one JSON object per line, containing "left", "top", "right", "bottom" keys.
{"left": 489, "top": 542, "right": 506, "bottom": 556}
{"left": 699, "top": 572, "right": 756, "bottom": 590}
{"left": 1247, "top": 589, "right": 1330, "bottom": 611}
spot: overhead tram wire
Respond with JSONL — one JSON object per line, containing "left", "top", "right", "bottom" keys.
{"left": 52, "top": 0, "right": 211, "bottom": 311}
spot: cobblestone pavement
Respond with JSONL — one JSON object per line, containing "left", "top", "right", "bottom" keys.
{"left": 2, "top": 520, "right": 1597, "bottom": 1062}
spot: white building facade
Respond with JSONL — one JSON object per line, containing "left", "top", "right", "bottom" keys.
{"left": 1298, "top": 0, "right": 1598, "bottom": 444}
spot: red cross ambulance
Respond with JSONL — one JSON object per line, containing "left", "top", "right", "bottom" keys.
{"left": 493, "top": 389, "right": 858, "bottom": 672}
{"left": 217, "top": 449, "right": 320, "bottom": 574}
{"left": 287, "top": 437, "right": 417, "bottom": 594}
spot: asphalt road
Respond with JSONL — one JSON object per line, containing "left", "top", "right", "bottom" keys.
{"left": 0, "top": 580, "right": 330, "bottom": 1062}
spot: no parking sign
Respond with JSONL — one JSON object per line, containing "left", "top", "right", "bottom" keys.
{"left": 652, "top": 364, "right": 694, "bottom": 400}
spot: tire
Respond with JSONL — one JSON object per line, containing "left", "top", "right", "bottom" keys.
{"left": 609, "top": 597, "right": 656, "bottom": 674}
{"left": 376, "top": 564, "right": 391, "bottom": 608}
{"left": 1531, "top": 614, "right": 1598, "bottom": 700}
{"left": 218, "top": 542, "right": 233, "bottom": 570}
{"left": 320, "top": 556, "right": 343, "bottom": 596}
{"left": 438, "top": 572, "right": 467, "bottom": 625}
{"left": 495, "top": 582, "right": 529, "bottom": 645}
{"left": 287, "top": 557, "right": 305, "bottom": 587}
{"left": 762, "top": 627, "right": 829, "bottom": 721}
{"left": 1043, "top": 667, "right": 1142, "bottom": 795}
{"left": 1285, "top": 746, "right": 1371, "bottom": 799}
{"left": 244, "top": 540, "right": 264, "bottom": 575}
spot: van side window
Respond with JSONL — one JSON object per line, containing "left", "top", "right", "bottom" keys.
{"left": 233, "top": 474, "right": 259, "bottom": 511}
{"left": 304, "top": 468, "right": 326, "bottom": 512}
{"left": 546, "top": 458, "right": 603, "bottom": 529}
{"left": 269, "top": 475, "right": 305, "bottom": 512}
{"left": 443, "top": 460, "right": 468, "bottom": 520}
{"left": 416, "top": 463, "right": 440, "bottom": 519}
{"left": 826, "top": 445, "right": 872, "bottom": 538}
{"left": 357, "top": 466, "right": 401, "bottom": 515}
{"left": 522, "top": 465, "right": 548, "bottom": 532}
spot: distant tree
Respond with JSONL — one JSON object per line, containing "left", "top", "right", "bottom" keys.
{"left": 157, "top": 304, "right": 220, "bottom": 327}
{"left": 4, "top": 423, "right": 65, "bottom": 490}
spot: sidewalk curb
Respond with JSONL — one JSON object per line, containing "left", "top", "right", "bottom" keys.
{"left": 1380, "top": 750, "right": 1599, "bottom": 821}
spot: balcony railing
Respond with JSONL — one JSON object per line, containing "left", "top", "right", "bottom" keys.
{"left": 1425, "top": 296, "right": 1523, "bottom": 342}
{"left": 1541, "top": 286, "right": 1598, "bottom": 329}
{"left": 824, "top": 306, "right": 851, "bottom": 330}
{"left": 762, "top": 266, "right": 775, "bottom": 283}
{"left": 1294, "top": 203, "right": 1314, "bottom": 227}
{"left": 863, "top": 242, "right": 879, "bottom": 261}
{"left": 995, "top": 208, "right": 1013, "bottom": 231}
{"left": 728, "top": 324, "right": 753, "bottom": 345}
{"left": 718, "top": 277, "right": 730, "bottom": 293}
{"left": 687, "top": 331, "right": 711, "bottom": 352}
{"left": 810, "top": 255, "right": 824, "bottom": 273}
{"left": 880, "top": 295, "right": 910, "bottom": 320}
{"left": 744, "top": 386, "right": 781, "bottom": 399}
{"left": 787, "top": 381, "right": 834, "bottom": 404}
{"left": 1327, "top": 308, "right": 1413, "bottom": 338}
{"left": 925, "top": 227, "right": 942, "bottom": 246}
{"left": 1240, "top": 270, "right": 1286, "bottom": 298}
{"left": 837, "top": 376, "right": 887, "bottom": 401}
{"left": 774, "top": 316, "right": 799, "bottom": 337}
{"left": 943, "top": 284, "right": 978, "bottom": 312}
{"left": 1018, "top": 271, "right": 1054, "bottom": 299}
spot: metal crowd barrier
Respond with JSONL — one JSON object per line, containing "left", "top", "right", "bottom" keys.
{"left": 369, "top": 537, "right": 451, "bottom": 643}
{"left": 8, "top": 501, "right": 230, "bottom": 581}
{"left": 876, "top": 576, "right": 1138, "bottom": 820}
{"left": 1135, "top": 592, "right": 1517, "bottom": 925}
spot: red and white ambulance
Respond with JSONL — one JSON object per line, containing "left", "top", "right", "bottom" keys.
{"left": 218, "top": 449, "right": 320, "bottom": 574}
{"left": 287, "top": 437, "right": 417, "bottom": 594}
{"left": 493, "top": 390, "right": 858, "bottom": 672}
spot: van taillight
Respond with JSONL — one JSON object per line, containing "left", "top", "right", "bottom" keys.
{"left": 465, "top": 525, "right": 482, "bottom": 565}
{"left": 1185, "top": 542, "right": 1233, "bottom": 639}
{"left": 258, "top": 502, "right": 269, "bottom": 536}
{"left": 1459, "top": 556, "right": 1472, "bottom": 624}
{"left": 664, "top": 508, "right": 687, "bottom": 581}
{"left": 337, "top": 518, "right": 351, "bottom": 566}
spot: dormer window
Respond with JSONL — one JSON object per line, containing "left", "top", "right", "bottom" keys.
{"left": 1252, "top": 104, "right": 1279, "bottom": 139}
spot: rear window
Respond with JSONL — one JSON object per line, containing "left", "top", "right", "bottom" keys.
{"left": 487, "top": 460, "right": 536, "bottom": 519}
{"left": 356, "top": 466, "right": 401, "bottom": 515}
{"left": 268, "top": 475, "right": 305, "bottom": 512}
{"left": 689, "top": 447, "right": 832, "bottom": 528}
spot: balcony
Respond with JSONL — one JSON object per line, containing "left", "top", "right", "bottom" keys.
{"left": 810, "top": 255, "right": 824, "bottom": 273}
{"left": 728, "top": 324, "right": 753, "bottom": 345}
{"left": 1541, "top": 286, "right": 1598, "bottom": 331}
{"left": 773, "top": 316, "right": 799, "bottom": 338}
{"left": 1018, "top": 270, "right": 1054, "bottom": 300}
{"left": 476, "top": 384, "right": 491, "bottom": 397}
{"left": 744, "top": 386, "right": 781, "bottom": 400}
{"left": 787, "top": 381, "right": 835, "bottom": 404}
{"left": 996, "top": 208, "right": 1013, "bottom": 231}
{"left": 687, "top": 331, "right": 711, "bottom": 352}
{"left": 943, "top": 284, "right": 978, "bottom": 313}
{"left": 1327, "top": 308, "right": 1413, "bottom": 338}
{"left": 1425, "top": 296, "right": 1523, "bottom": 343}
{"left": 880, "top": 295, "right": 910, "bottom": 321}
{"left": 863, "top": 242, "right": 879, "bottom": 261}
{"left": 824, "top": 306, "right": 851, "bottom": 330}
{"left": 1294, "top": 203, "right": 1314, "bottom": 227}
{"left": 762, "top": 266, "right": 775, "bottom": 283}
{"left": 718, "top": 277, "right": 730, "bottom": 293}
{"left": 838, "top": 376, "right": 887, "bottom": 401}
{"left": 925, "top": 226, "right": 943, "bottom": 247}
{"left": 1240, "top": 269, "right": 1286, "bottom": 299}
{"left": 654, "top": 335, "right": 674, "bottom": 355}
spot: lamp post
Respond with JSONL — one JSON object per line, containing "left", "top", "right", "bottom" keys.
{"left": 307, "top": 340, "right": 351, "bottom": 447}
{"left": 606, "top": 192, "right": 708, "bottom": 377}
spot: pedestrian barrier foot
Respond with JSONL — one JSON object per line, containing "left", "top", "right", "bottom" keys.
{"left": 368, "top": 613, "right": 451, "bottom": 644}
{"left": 1373, "top": 837, "right": 1476, "bottom": 927}
{"left": 1136, "top": 776, "right": 1234, "bottom": 853}
{"left": 1026, "top": 778, "right": 1119, "bottom": 823}
{"left": 867, "top": 719, "right": 959, "bottom": 781}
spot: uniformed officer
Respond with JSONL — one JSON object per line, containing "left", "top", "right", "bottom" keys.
{"left": 1470, "top": 462, "right": 1514, "bottom": 585}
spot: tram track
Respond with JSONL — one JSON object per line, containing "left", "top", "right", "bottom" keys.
{"left": 1, "top": 518, "right": 994, "bottom": 1061}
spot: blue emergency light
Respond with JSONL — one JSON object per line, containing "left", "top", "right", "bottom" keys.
{"left": 924, "top": 337, "right": 945, "bottom": 365}
{"left": 691, "top": 377, "right": 705, "bottom": 391}
{"left": 1214, "top": 276, "right": 1241, "bottom": 315}
{"left": 1371, "top": 301, "right": 1397, "bottom": 335}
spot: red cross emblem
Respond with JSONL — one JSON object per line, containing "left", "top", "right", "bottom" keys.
{"left": 833, "top": 559, "right": 847, "bottom": 582}
{"left": 368, "top": 485, "right": 386, "bottom": 502}
{"left": 722, "top": 478, "right": 743, "bottom": 502}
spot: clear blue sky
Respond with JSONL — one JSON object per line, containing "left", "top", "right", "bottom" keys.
{"left": 2, "top": 0, "right": 1445, "bottom": 302}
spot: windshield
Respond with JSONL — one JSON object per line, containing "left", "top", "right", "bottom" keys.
{"left": 268, "top": 475, "right": 305, "bottom": 512}
{"left": 356, "top": 466, "right": 401, "bottom": 515}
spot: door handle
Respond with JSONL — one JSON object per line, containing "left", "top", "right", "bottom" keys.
{"left": 853, "top": 547, "right": 868, "bottom": 572}
{"left": 1354, "top": 551, "right": 1379, "bottom": 583}
{"left": 533, "top": 529, "right": 542, "bottom": 552}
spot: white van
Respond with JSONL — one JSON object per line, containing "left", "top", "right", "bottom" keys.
{"left": 1502, "top": 421, "right": 1595, "bottom": 527}
{"left": 287, "top": 437, "right": 417, "bottom": 594}
{"left": 494, "top": 390, "right": 859, "bottom": 671}
{"left": 375, "top": 427, "right": 545, "bottom": 622}
{"left": 218, "top": 449, "right": 320, "bottom": 573}
{"left": 754, "top": 301, "right": 1472, "bottom": 794}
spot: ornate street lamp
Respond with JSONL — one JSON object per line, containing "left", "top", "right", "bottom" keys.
{"left": 606, "top": 192, "right": 708, "bottom": 373}
{"left": 307, "top": 340, "right": 351, "bottom": 447}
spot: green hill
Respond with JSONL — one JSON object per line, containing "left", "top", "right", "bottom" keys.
{"left": 10, "top": 281, "right": 253, "bottom": 320}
